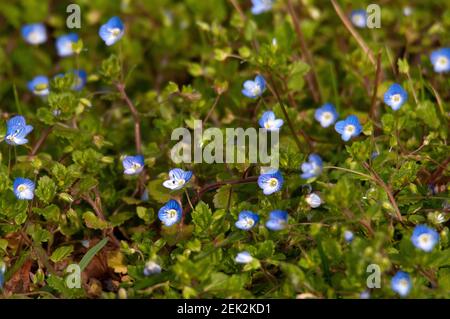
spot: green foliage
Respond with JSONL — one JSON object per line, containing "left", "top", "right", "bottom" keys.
{"left": 0, "top": 0, "right": 448, "bottom": 300}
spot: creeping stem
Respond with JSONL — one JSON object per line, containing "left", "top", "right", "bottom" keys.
{"left": 116, "top": 83, "right": 142, "bottom": 154}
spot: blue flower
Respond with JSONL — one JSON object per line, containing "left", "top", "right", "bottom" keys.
{"left": 235, "top": 251, "right": 253, "bottom": 264}
{"left": 334, "top": 115, "right": 362, "bottom": 141}
{"left": 258, "top": 111, "right": 284, "bottom": 131}
{"left": 359, "top": 290, "right": 370, "bottom": 299}
{"left": 242, "top": 75, "right": 266, "bottom": 98}
{"left": 21, "top": 23, "right": 47, "bottom": 45}
{"left": 28, "top": 75, "right": 49, "bottom": 96}
{"left": 99, "top": 16, "right": 125, "bottom": 46}
{"left": 383, "top": 83, "right": 408, "bottom": 111}
{"left": 0, "top": 262, "right": 5, "bottom": 289}
{"left": 251, "top": 0, "right": 273, "bottom": 15}
{"left": 56, "top": 33, "right": 79, "bottom": 57}
{"left": 305, "top": 193, "right": 322, "bottom": 208}
{"left": 350, "top": 9, "right": 367, "bottom": 28}
{"left": 344, "top": 230, "right": 354, "bottom": 243}
{"left": 300, "top": 154, "right": 323, "bottom": 179}
{"left": 143, "top": 261, "right": 161, "bottom": 276}
{"left": 162, "top": 168, "right": 193, "bottom": 190}
{"left": 122, "top": 155, "right": 144, "bottom": 175}
{"left": 430, "top": 48, "right": 450, "bottom": 73}
{"left": 257, "top": 169, "right": 283, "bottom": 195}
{"left": 235, "top": 210, "right": 260, "bottom": 230}
{"left": 5, "top": 116, "right": 33, "bottom": 146}
{"left": 55, "top": 70, "right": 87, "bottom": 91}
{"left": 158, "top": 199, "right": 182, "bottom": 227}
{"left": 314, "top": 103, "right": 338, "bottom": 128}
{"left": 391, "top": 271, "right": 412, "bottom": 297}
{"left": 13, "top": 178, "right": 35, "bottom": 200}
{"left": 266, "top": 210, "right": 288, "bottom": 231}
{"left": 411, "top": 225, "right": 439, "bottom": 252}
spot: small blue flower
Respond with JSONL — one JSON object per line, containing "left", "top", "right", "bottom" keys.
{"left": 300, "top": 154, "right": 323, "bottom": 179}
{"left": 259, "top": 111, "right": 284, "bottom": 131}
{"left": 251, "top": 0, "right": 273, "bottom": 15}
{"left": 122, "top": 155, "right": 144, "bottom": 175}
{"left": 384, "top": 83, "right": 408, "bottom": 111}
{"left": 13, "top": 178, "right": 35, "bottom": 200}
{"left": 162, "top": 168, "right": 193, "bottom": 190}
{"left": 235, "top": 210, "right": 260, "bottom": 230}
{"left": 158, "top": 199, "right": 182, "bottom": 227}
{"left": 391, "top": 271, "right": 412, "bottom": 297}
{"left": 21, "top": 23, "right": 47, "bottom": 45}
{"left": 28, "top": 75, "right": 49, "bottom": 96}
{"left": 334, "top": 115, "right": 362, "bottom": 141}
{"left": 350, "top": 9, "right": 367, "bottom": 28}
{"left": 411, "top": 225, "right": 439, "bottom": 252}
{"left": 242, "top": 75, "right": 266, "bottom": 98}
{"left": 344, "top": 230, "right": 354, "bottom": 243}
{"left": 55, "top": 70, "right": 87, "bottom": 91}
{"left": 359, "top": 290, "right": 370, "bottom": 299}
{"left": 235, "top": 251, "right": 253, "bottom": 264}
{"left": 430, "top": 48, "right": 450, "bottom": 73}
{"left": 257, "top": 169, "right": 283, "bottom": 195}
{"left": 5, "top": 116, "right": 33, "bottom": 146}
{"left": 305, "top": 193, "right": 322, "bottom": 208}
{"left": 266, "top": 210, "right": 288, "bottom": 231}
{"left": 371, "top": 151, "right": 379, "bottom": 160}
{"left": 56, "top": 33, "right": 79, "bottom": 57}
{"left": 0, "top": 262, "right": 5, "bottom": 289}
{"left": 143, "top": 261, "right": 161, "bottom": 276}
{"left": 314, "top": 103, "right": 338, "bottom": 128}
{"left": 99, "top": 16, "right": 125, "bottom": 46}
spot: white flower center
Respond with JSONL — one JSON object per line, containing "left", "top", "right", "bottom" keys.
{"left": 391, "top": 94, "right": 401, "bottom": 103}
{"left": 322, "top": 112, "right": 332, "bottom": 121}
{"left": 109, "top": 28, "right": 121, "bottom": 37}
{"left": 244, "top": 217, "right": 255, "bottom": 227}
{"left": 268, "top": 178, "right": 278, "bottom": 188}
{"left": 345, "top": 125, "right": 355, "bottom": 135}
{"left": 28, "top": 31, "right": 41, "bottom": 43}
{"left": 264, "top": 120, "right": 274, "bottom": 129}
{"left": 418, "top": 233, "right": 431, "bottom": 245}
{"left": 353, "top": 15, "right": 365, "bottom": 26}
{"left": 177, "top": 178, "right": 185, "bottom": 186}
{"left": 437, "top": 56, "right": 448, "bottom": 67}
{"left": 18, "top": 184, "right": 27, "bottom": 192}
{"left": 132, "top": 163, "right": 142, "bottom": 170}
{"left": 166, "top": 209, "right": 177, "bottom": 219}
{"left": 399, "top": 279, "right": 408, "bottom": 288}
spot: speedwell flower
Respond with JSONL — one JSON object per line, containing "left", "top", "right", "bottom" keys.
{"left": 235, "top": 210, "right": 260, "bottom": 231}
{"left": 257, "top": 169, "right": 284, "bottom": 195}
{"left": 344, "top": 230, "right": 354, "bottom": 243}
{"left": 300, "top": 154, "right": 323, "bottom": 179}
{"left": 391, "top": 271, "right": 412, "bottom": 297}
{"left": 28, "top": 75, "right": 49, "bottom": 96}
{"left": 266, "top": 210, "right": 288, "bottom": 231}
{"left": 99, "top": 16, "right": 125, "bottom": 46}
{"left": 162, "top": 168, "right": 193, "bottom": 190}
{"left": 122, "top": 155, "right": 144, "bottom": 175}
{"left": 314, "top": 103, "right": 338, "bottom": 128}
{"left": 430, "top": 48, "right": 450, "bottom": 73}
{"left": 334, "top": 115, "right": 362, "bottom": 141}
{"left": 5, "top": 115, "right": 33, "bottom": 146}
{"left": 0, "top": 262, "right": 5, "bottom": 289}
{"left": 56, "top": 33, "right": 79, "bottom": 57}
{"left": 305, "top": 193, "right": 322, "bottom": 208}
{"left": 251, "top": 0, "right": 273, "bottom": 15}
{"left": 350, "top": 9, "right": 367, "bottom": 28}
{"left": 235, "top": 251, "right": 253, "bottom": 264}
{"left": 411, "top": 225, "right": 439, "bottom": 252}
{"left": 21, "top": 23, "right": 47, "bottom": 45}
{"left": 384, "top": 83, "right": 408, "bottom": 111}
{"left": 158, "top": 199, "right": 182, "bottom": 227}
{"left": 242, "top": 75, "right": 266, "bottom": 98}
{"left": 143, "top": 261, "right": 161, "bottom": 276}
{"left": 55, "top": 70, "right": 87, "bottom": 91}
{"left": 259, "top": 111, "right": 284, "bottom": 131}
{"left": 13, "top": 178, "right": 35, "bottom": 200}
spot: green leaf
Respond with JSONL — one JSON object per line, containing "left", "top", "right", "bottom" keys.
{"left": 50, "top": 245, "right": 74, "bottom": 263}
{"left": 192, "top": 201, "right": 213, "bottom": 236}
{"left": 35, "top": 176, "right": 57, "bottom": 204}
{"left": 83, "top": 211, "right": 110, "bottom": 230}
{"left": 79, "top": 238, "right": 109, "bottom": 272}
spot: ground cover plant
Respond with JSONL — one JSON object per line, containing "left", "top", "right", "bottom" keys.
{"left": 0, "top": 0, "right": 448, "bottom": 299}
